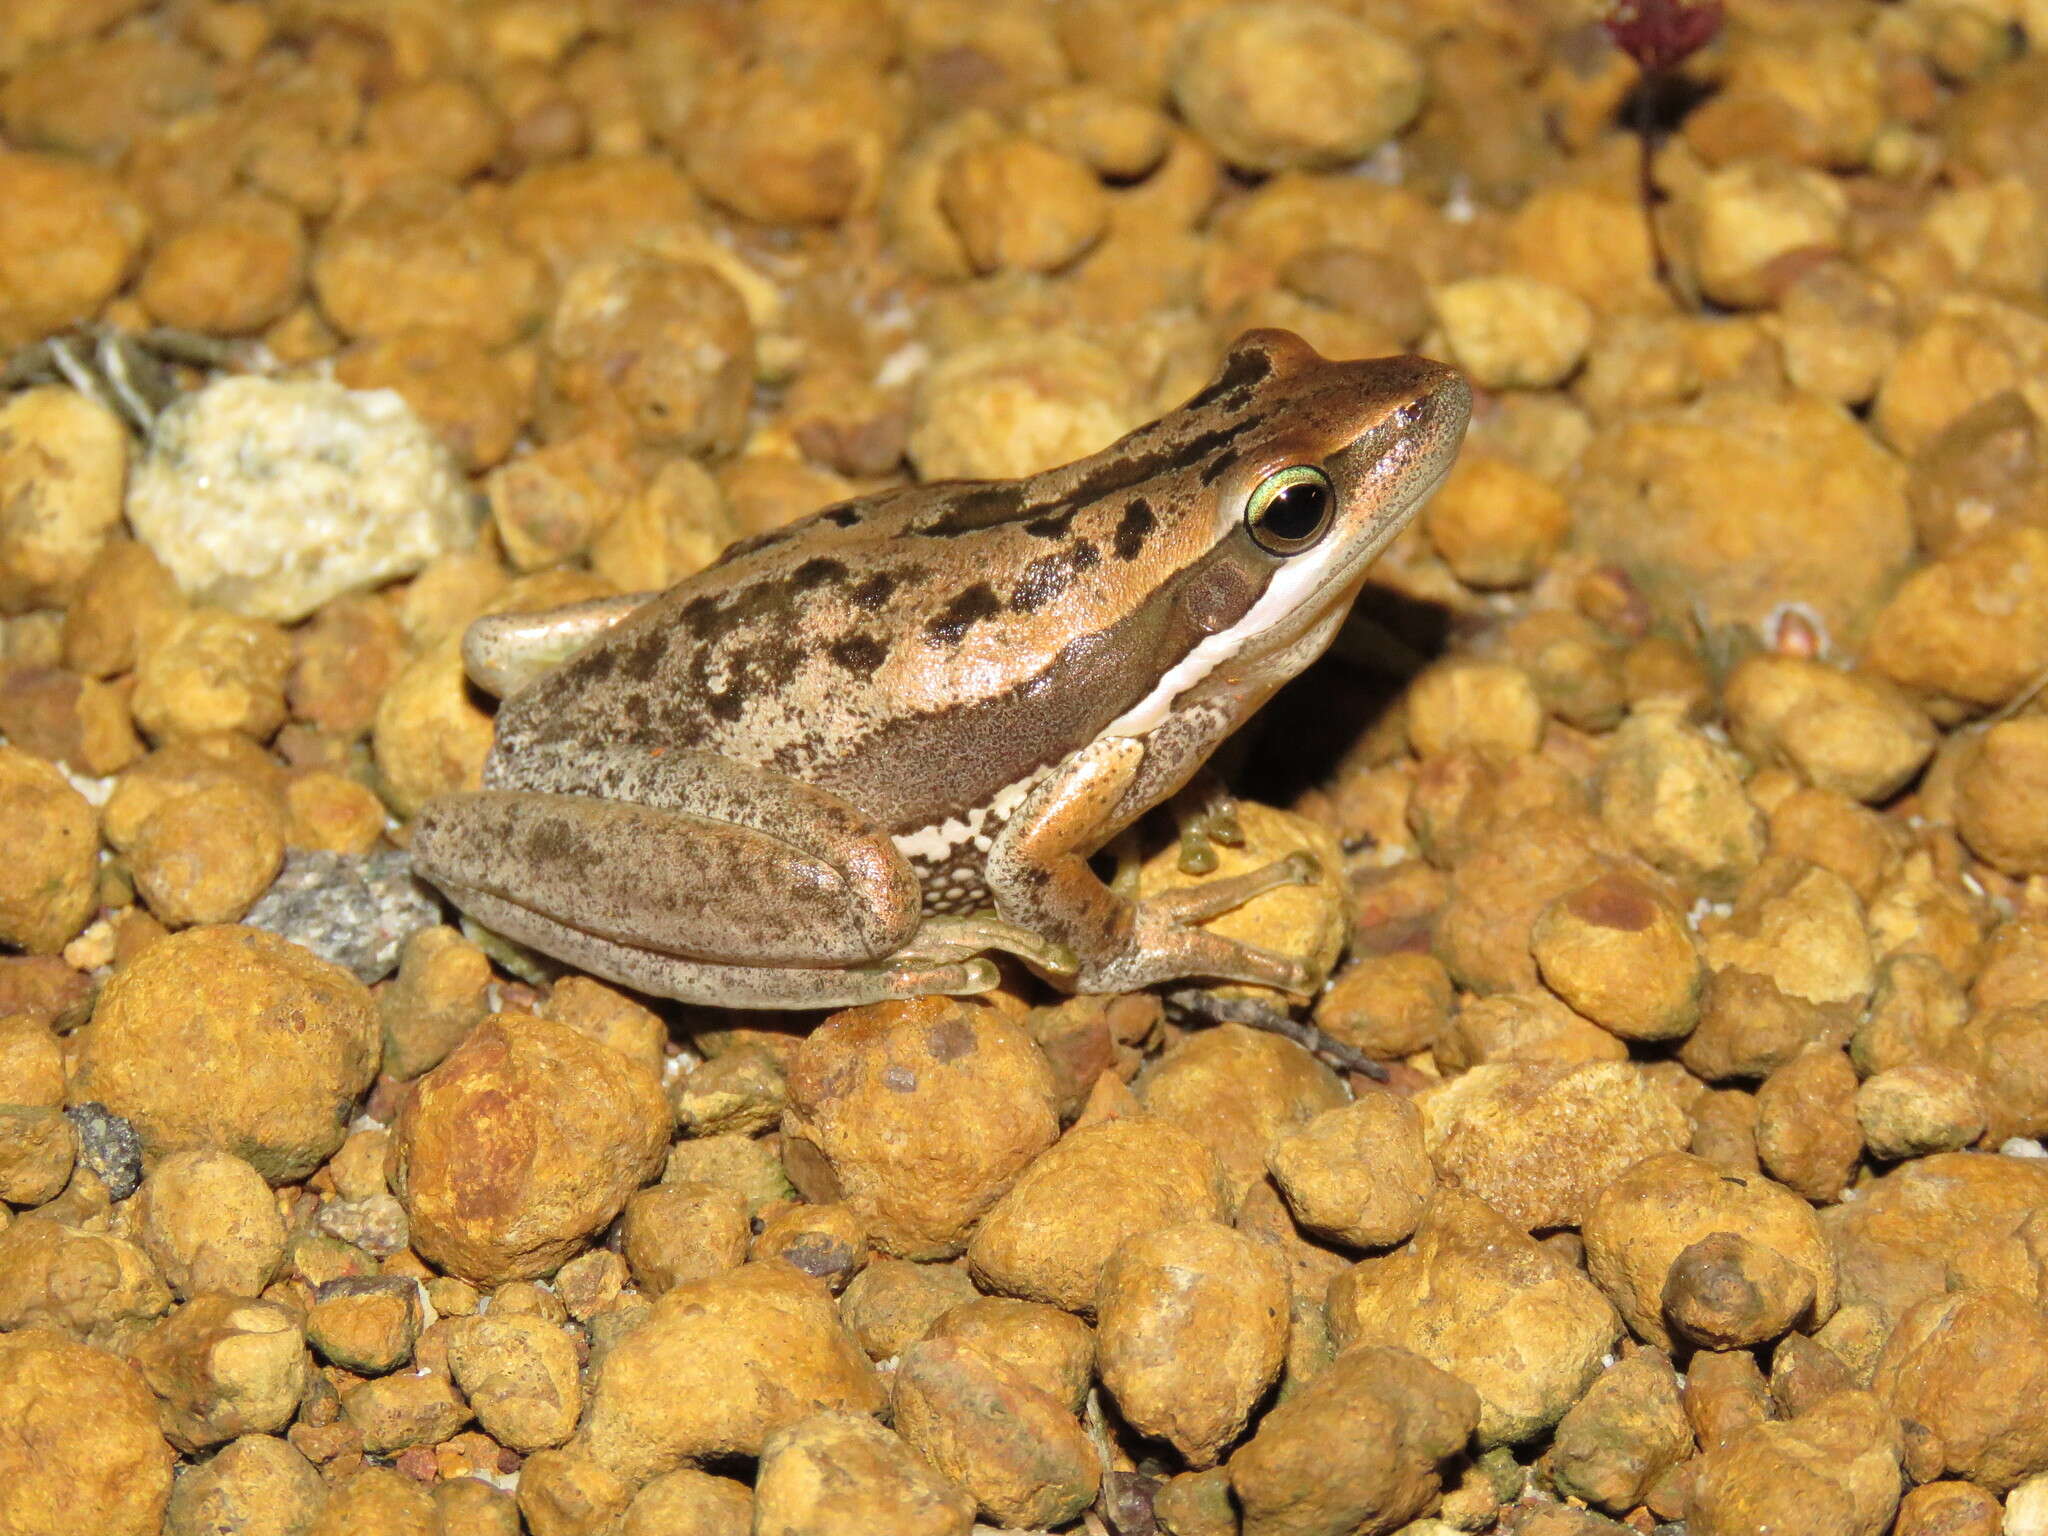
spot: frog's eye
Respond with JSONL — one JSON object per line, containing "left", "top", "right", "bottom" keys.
{"left": 1244, "top": 465, "right": 1335, "bottom": 556}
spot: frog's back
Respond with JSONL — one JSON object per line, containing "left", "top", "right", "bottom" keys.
{"left": 486, "top": 336, "right": 1393, "bottom": 834}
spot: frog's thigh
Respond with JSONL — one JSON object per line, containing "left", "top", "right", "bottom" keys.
{"left": 462, "top": 592, "right": 659, "bottom": 698}
{"left": 420, "top": 879, "right": 993, "bottom": 1010}
{"left": 412, "top": 782, "right": 922, "bottom": 968}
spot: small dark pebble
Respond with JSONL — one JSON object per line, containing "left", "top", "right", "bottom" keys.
{"left": 64, "top": 1101, "right": 143, "bottom": 1198}
{"left": 242, "top": 849, "right": 441, "bottom": 983}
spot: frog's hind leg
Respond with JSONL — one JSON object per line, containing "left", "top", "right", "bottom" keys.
{"left": 424, "top": 877, "right": 1000, "bottom": 1009}
{"left": 413, "top": 749, "right": 926, "bottom": 970}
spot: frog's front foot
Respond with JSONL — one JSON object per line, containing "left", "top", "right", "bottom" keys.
{"left": 1076, "top": 851, "right": 1320, "bottom": 994}
{"left": 1173, "top": 777, "right": 1247, "bottom": 876}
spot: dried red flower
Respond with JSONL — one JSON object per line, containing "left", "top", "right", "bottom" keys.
{"left": 1604, "top": 0, "right": 1724, "bottom": 74}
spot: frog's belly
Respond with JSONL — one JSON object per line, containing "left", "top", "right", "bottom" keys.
{"left": 908, "top": 846, "right": 994, "bottom": 916}
{"left": 892, "top": 763, "right": 1054, "bottom": 916}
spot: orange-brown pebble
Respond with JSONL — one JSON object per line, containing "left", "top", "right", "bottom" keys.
{"left": 751, "top": 1202, "right": 868, "bottom": 1294}
{"left": 1723, "top": 654, "right": 1936, "bottom": 804}
{"left": 540, "top": 253, "right": 753, "bottom": 454}
{"left": 781, "top": 996, "right": 1059, "bottom": 1261}
{"left": 371, "top": 639, "right": 494, "bottom": 817}
{"left": 1548, "top": 1348, "right": 1694, "bottom": 1515}
{"left": 283, "top": 771, "right": 384, "bottom": 856}
{"left": 1405, "top": 659, "right": 1546, "bottom": 760}
{"left": 1425, "top": 454, "right": 1572, "bottom": 591}
{"left": 340, "top": 1364, "right": 470, "bottom": 1455}
{"left": 130, "top": 1295, "right": 311, "bottom": 1451}
{"left": 333, "top": 327, "right": 528, "bottom": 473}
{"left": 754, "top": 1411, "right": 975, "bottom": 1536}
{"left": 377, "top": 924, "right": 491, "bottom": 1082}
{"left": 132, "top": 609, "right": 293, "bottom": 743}
{"left": 1679, "top": 964, "right": 1849, "bottom": 1082}
{"left": 620, "top": 1180, "right": 750, "bottom": 1295}
{"left": 1313, "top": 951, "right": 1451, "bottom": 1060}
{"left": 0, "top": 1328, "right": 174, "bottom": 1536}
{"left": 1435, "top": 989, "right": 1629, "bottom": 1072}
{"left": 1168, "top": 7, "right": 1423, "bottom": 173}
{"left": 1329, "top": 1189, "right": 1620, "bottom": 1447}
{"left": 0, "top": 746, "right": 99, "bottom": 954}
{"left": 137, "top": 194, "right": 305, "bottom": 335}
{"left": 938, "top": 135, "right": 1108, "bottom": 275}
{"left": 891, "top": 1336, "right": 1099, "bottom": 1529}
{"left": 1227, "top": 1345, "right": 1478, "bottom": 1536}
{"left": 614, "top": 1466, "right": 752, "bottom": 1536}
{"left": 0, "top": 387, "right": 131, "bottom": 615}
{"left": 1581, "top": 1152, "right": 1835, "bottom": 1351}
{"left": 1417, "top": 1060, "right": 1689, "bottom": 1232}
{"left": 445, "top": 1309, "right": 582, "bottom": 1452}
{"left": 573, "top": 1261, "right": 883, "bottom": 1483}
{"left": 161, "top": 1433, "right": 326, "bottom": 1536}
{"left": 306, "top": 1275, "right": 421, "bottom": 1376}
{"left": 133, "top": 1149, "right": 286, "bottom": 1300}
{"left": 304, "top": 1466, "right": 435, "bottom": 1536}
{"left": 62, "top": 540, "right": 185, "bottom": 680}
{"left": 486, "top": 425, "right": 644, "bottom": 572}
{"left": 0, "top": 1216, "right": 172, "bottom": 1343}
{"left": 967, "top": 1115, "right": 1227, "bottom": 1314}
{"left": 127, "top": 778, "right": 285, "bottom": 927}
{"left": 0, "top": 151, "right": 147, "bottom": 347}
{"left": 310, "top": 176, "right": 545, "bottom": 347}
{"left": 681, "top": 57, "right": 904, "bottom": 225}
{"left": 1660, "top": 1229, "right": 1818, "bottom": 1351}
{"left": 1686, "top": 1389, "right": 1901, "bottom": 1536}
{"left": 388, "top": 1012, "right": 669, "bottom": 1285}
{"left": 1957, "top": 718, "right": 2048, "bottom": 875}
{"left": 1266, "top": 1089, "right": 1434, "bottom": 1249}
{"left": 1856, "top": 1063, "right": 1987, "bottom": 1160}
{"left": 0, "top": 1106, "right": 75, "bottom": 1207}
{"left": 539, "top": 974, "right": 666, "bottom": 1077}
{"left": 926, "top": 1297, "right": 1094, "bottom": 1414}
{"left": 1894, "top": 1480, "right": 2003, "bottom": 1536}
{"left": 1754, "top": 1045, "right": 1864, "bottom": 1202}
{"left": 1095, "top": 1220, "right": 1289, "bottom": 1467}
{"left": 1138, "top": 1020, "right": 1347, "bottom": 1202}
{"left": 839, "top": 1256, "right": 978, "bottom": 1362}
{"left": 1531, "top": 871, "right": 1704, "bottom": 1042}
{"left": 73, "top": 925, "right": 377, "bottom": 1182}
{"left": 1596, "top": 706, "right": 1766, "bottom": 899}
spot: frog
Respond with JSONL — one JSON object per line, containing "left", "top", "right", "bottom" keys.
{"left": 410, "top": 328, "right": 1470, "bottom": 1010}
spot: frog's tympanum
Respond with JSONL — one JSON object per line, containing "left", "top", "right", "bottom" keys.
{"left": 413, "top": 329, "right": 1471, "bottom": 1008}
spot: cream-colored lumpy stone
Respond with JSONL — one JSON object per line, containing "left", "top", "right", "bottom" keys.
{"left": 127, "top": 377, "right": 475, "bottom": 622}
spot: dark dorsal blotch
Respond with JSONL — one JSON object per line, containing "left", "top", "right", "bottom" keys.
{"left": 1010, "top": 541, "right": 1101, "bottom": 614}
{"left": 924, "top": 583, "right": 1003, "bottom": 647}
{"left": 849, "top": 572, "right": 899, "bottom": 612}
{"left": 827, "top": 633, "right": 888, "bottom": 677}
{"left": 1113, "top": 499, "right": 1156, "bottom": 560}
{"left": 913, "top": 481, "right": 1032, "bottom": 537}
{"left": 1178, "top": 342, "right": 1275, "bottom": 414}
{"left": 790, "top": 557, "right": 849, "bottom": 591}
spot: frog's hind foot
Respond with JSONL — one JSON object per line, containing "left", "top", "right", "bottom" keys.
{"left": 893, "top": 913, "right": 1080, "bottom": 982}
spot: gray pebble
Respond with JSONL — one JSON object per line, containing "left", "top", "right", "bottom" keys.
{"left": 64, "top": 1102, "right": 143, "bottom": 1199}
{"left": 242, "top": 849, "right": 443, "bottom": 984}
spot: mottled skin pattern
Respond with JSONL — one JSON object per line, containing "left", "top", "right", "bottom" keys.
{"left": 412, "top": 329, "right": 1470, "bottom": 1008}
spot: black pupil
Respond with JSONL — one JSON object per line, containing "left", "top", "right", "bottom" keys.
{"left": 1261, "top": 480, "right": 1329, "bottom": 544}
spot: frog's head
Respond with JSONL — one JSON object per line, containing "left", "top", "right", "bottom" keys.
{"left": 1210, "top": 326, "right": 1465, "bottom": 604}
{"left": 1135, "top": 328, "right": 1469, "bottom": 681}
